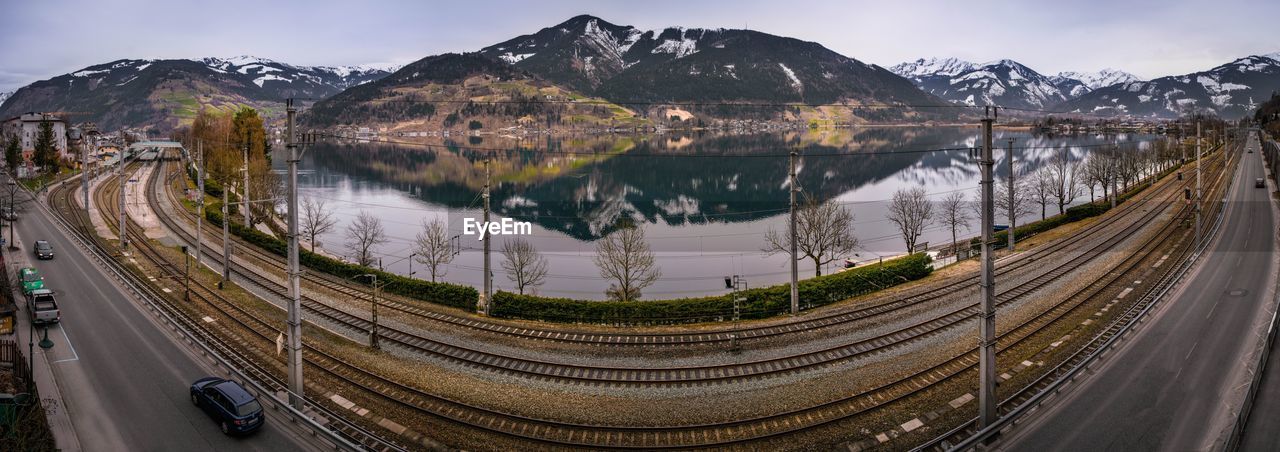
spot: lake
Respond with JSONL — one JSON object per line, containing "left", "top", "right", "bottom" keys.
{"left": 271, "top": 126, "right": 1158, "bottom": 300}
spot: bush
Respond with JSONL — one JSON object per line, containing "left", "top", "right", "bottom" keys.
{"left": 204, "top": 206, "right": 478, "bottom": 311}
{"left": 489, "top": 253, "right": 933, "bottom": 325}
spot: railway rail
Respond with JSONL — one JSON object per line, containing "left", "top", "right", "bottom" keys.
{"left": 145, "top": 147, "right": 1226, "bottom": 387}
{"left": 39, "top": 147, "right": 1226, "bottom": 449}
{"left": 154, "top": 141, "right": 1222, "bottom": 353}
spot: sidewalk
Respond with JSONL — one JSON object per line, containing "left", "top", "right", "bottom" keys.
{"left": 7, "top": 232, "right": 82, "bottom": 451}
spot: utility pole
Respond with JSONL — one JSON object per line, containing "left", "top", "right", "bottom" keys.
{"left": 196, "top": 140, "right": 204, "bottom": 269}
{"left": 1006, "top": 138, "right": 1016, "bottom": 252}
{"left": 82, "top": 132, "right": 89, "bottom": 210}
{"left": 788, "top": 150, "right": 799, "bottom": 315}
{"left": 242, "top": 143, "right": 251, "bottom": 228}
{"left": 221, "top": 187, "right": 231, "bottom": 285}
{"left": 481, "top": 158, "right": 492, "bottom": 314}
{"left": 366, "top": 275, "right": 381, "bottom": 349}
{"left": 285, "top": 99, "right": 305, "bottom": 409}
{"left": 1195, "top": 121, "right": 1202, "bottom": 247}
{"left": 183, "top": 245, "right": 190, "bottom": 301}
{"left": 978, "top": 107, "right": 997, "bottom": 429}
{"left": 118, "top": 151, "right": 128, "bottom": 250}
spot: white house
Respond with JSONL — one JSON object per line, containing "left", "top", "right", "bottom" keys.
{"left": 1, "top": 112, "right": 69, "bottom": 169}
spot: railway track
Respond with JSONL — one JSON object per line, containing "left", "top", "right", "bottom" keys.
{"left": 154, "top": 142, "right": 1220, "bottom": 351}
{"left": 146, "top": 149, "right": 1222, "bottom": 388}
{"left": 52, "top": 146, "right": 1225, "bottom": 450}
{"left": 47, "top": 161, "right": 405, "bottom": 451}
{"left": 914, "top": 141, "right": 1240, "bottom": 451}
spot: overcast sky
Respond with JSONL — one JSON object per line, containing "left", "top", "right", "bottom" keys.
{"left": 2, "top": 0, "right": 1277, "bottom": 91}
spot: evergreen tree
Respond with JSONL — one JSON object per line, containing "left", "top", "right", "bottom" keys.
{"left": 4, "top": 135, "right": 19, "bottom": 172}
{"left": 33, "top": 121, "right": 57, "bottom": 172}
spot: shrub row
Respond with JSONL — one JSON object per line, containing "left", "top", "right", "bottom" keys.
{"left": 203, "top": 205, "right": 478, "bottom": 311}
{"left": 489, "top": 253, "right": 934, "bottom": 325}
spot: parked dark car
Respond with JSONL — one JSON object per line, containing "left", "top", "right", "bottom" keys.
{"left": 190, "top": 377, "right": 265, "bottom": 435}
{"left": 34, "top": 240, "right": 53, "bottom": 260}
{"left": 1, "top": 208, "right": 16, "bottom": 221}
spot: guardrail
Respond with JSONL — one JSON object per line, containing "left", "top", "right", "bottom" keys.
{"left": 922, "top": 143, "right": 1234, "bottom": 452}
{"left": 1224, "top": 135, "right": 1280, "bottom": 452}
{"left": 33, "top": 171, "right": 386, "bottom": 451}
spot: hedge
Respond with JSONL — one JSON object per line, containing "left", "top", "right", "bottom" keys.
{"left": 489, "top": 253, "right": 933, "bottom": 325}
{"left": 204, "top": 205, "right": 479, "bottom": 311}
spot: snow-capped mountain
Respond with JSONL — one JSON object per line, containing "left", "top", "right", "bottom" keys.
{"left": 1056, "top": 69, "right": 1142, "bottom": 91}
{"left": 892, "top": 58, "right": 1067, "bottom": 110}
{"left": 198, "top": 56, "right": 392, "bottom": 93}
{"left": 889, "top": 57, "right": 978, "bottom": 81}
{"left": 1048, "top": 69, "right": 1143, "bottom": 99}
{"left": 1057, "top": 54, "right": 1280, "bottom": 119}
{"left": 478, "top": 15, "right": 944, "bottom": 107}
{"left": 0, "top": 57, "right": 393, "bottom": 130}
{"left": 0, "top": 91, "right": 11, "bottom": 109}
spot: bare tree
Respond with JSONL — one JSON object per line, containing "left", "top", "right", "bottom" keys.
{"left": 413, "top": 218, "right": 454, "bottom": 282}
{"left": 594, "top": 225, "right": 661, "bottom": 301}
{"left": 300, "top": 198, "right": 337, "bottom": 253}
{"left": 345, "top": 210, "right": 387, "bottom": 267}
{"left": 763, "top": 194, "right": 859, "bottom": 277}
{"left": 1047, "top": 149, "right": 1082, "bottom": 214}
{"left": 246, "top": 158, "right": 282, "bottom": 228}
{"left": 501, "top": 237, "right": 548, "bottom": 294}
{"left": 936, "top": 191, "right": 971, "bottom": 255}
{"left": 1116, "top": 146, "right": 1144, "bottom": 191}
{"left": 886, "top": 186, "right": 934, "bottom": 254}
{"left": 1029, "top": 168, "right": 1054, "bottom": 220}
{"left": 996, "top": 176, "right": 1034, "bottom": 226}
{"left": 1082, "top": 154, "right": 1113, "bottom": 202}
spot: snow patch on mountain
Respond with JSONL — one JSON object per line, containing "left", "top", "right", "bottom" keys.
{"left": 652, "top": 33, "right": 699, "bottom": 58}
{"left": 778, "top": 63, "right": 802, "bottom": 92}
{"left": 498, "top": 53, "right": 536, "bottom": 64}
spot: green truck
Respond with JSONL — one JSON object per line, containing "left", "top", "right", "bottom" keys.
{"left": 18, "top": 267, "right": 44, "bottom": 295}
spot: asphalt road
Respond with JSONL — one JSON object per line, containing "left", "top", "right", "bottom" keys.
{"left": 998, "top": 134, "right": 1278, "bottom": 451}
{"left": 1240, "top": 136, "right": 1280, "bottom": 452}
{"left": 9, "top": 171, "right": 320, "bottom": 451}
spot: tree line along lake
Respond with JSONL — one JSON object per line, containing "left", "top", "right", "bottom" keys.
{"left": 271, "top": 126, "right": 1160, "bottom": 300}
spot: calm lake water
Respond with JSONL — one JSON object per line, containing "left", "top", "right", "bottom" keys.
{"left": 271, "top": 127, "right": 1156, "bottom": 300}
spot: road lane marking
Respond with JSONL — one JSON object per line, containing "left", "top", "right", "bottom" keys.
{"left": 51, "top": 325, "right": 81, "bottom": 363}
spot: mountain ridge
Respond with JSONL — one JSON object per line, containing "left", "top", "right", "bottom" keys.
{"left": 478, "top": 15, "right": 948, "bottom": 110}
{"left": 0, "top": 56, "right": 393, "bottom": 130}
{"left": 1056, "top": 54, "right": 1280, "bottom": 119}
